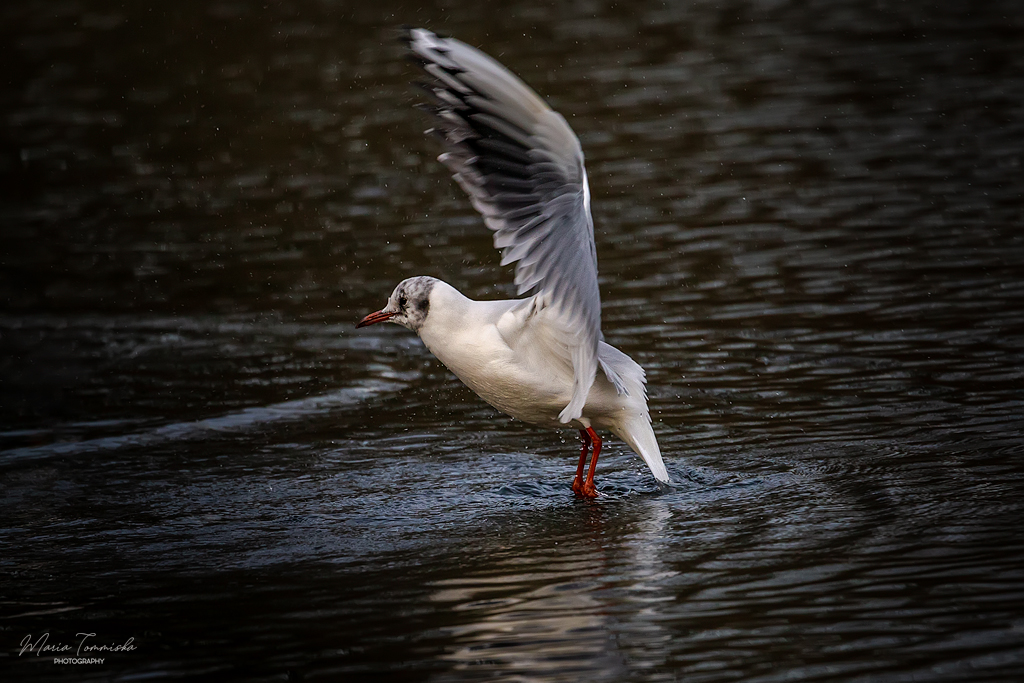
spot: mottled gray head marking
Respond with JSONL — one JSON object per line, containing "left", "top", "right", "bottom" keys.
{"left": 388, "top": 276, "right": 436, "bottom": 332}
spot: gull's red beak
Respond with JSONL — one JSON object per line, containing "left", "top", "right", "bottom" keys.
{"left": 356, "top": 309, "right": 396, "bottom": 328}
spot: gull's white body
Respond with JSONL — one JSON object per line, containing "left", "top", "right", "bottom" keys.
{"left": 358, "top": 28, "right": 670, "bottom": 490}
{"left": 417, "top": 281, "right": 668, "bottom": 483}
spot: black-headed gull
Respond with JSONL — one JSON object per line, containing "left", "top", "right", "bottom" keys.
{"left": 357, "top": 28, "right": 670, "bottom": 497}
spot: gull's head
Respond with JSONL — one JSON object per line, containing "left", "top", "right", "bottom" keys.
{"left": 356, "top": 276, "right": 437, "bottom": 333}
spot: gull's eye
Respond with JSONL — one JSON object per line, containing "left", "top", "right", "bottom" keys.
{"left": 398, "top": 295, "right": 407, "bottom": 308}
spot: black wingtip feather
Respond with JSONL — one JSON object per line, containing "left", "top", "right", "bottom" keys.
{"left": 397, "top": 25, "right": 415, "bottom": 45}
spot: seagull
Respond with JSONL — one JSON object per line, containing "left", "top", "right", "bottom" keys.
{"left": 357, "top": 28, "right": 670, "bottom": 497}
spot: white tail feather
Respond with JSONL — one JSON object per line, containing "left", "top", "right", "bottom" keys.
{"left": 612, "top": 416, "right": 670, "bottom": 484}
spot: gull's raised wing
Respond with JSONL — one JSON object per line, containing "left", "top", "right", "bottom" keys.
{"left": 404, "top": 27, "right": 610, "bottom": 423}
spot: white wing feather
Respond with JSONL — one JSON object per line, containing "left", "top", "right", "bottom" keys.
{"left": 405, "top": 27, "right": 615, "bottom": 422}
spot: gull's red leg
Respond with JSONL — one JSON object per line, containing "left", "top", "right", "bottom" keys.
{"left": 572, "top": 429, "right": 591, "bottom": 496}
{"left": 580, "top": 427, "right": 602, "bottom": 498}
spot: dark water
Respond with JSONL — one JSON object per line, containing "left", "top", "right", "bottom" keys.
{"left": 3, "top": 0, "right": 1024, "bottom": 680}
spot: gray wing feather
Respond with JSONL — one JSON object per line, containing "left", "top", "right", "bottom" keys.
{"left": 404, "top": 28, "right": 617, "bottom": 421}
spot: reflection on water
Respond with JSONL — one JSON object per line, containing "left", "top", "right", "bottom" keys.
{"left": 429, "top": 502, "right": 675, "bottom": 681}
{"left": 432, "top": 556, "right": 627, "bottom": 681}
{"left": 3, "top": 0, "right": 1024, "bottom": 680}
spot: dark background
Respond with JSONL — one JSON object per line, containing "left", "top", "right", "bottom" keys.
{"left": 2, "top": 1, "right": 1023, "bottom": 681}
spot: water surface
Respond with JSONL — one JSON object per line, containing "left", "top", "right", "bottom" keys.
{"left": 3, "top": 0, "right": 1024, "bottom": 680}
